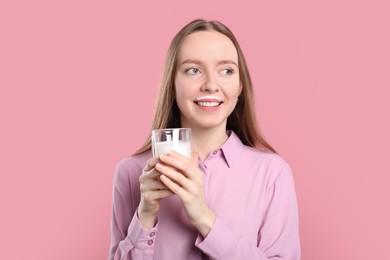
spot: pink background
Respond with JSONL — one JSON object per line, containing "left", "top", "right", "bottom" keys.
{"left": 1, "top": 1, "right": 389, "bottom": 259}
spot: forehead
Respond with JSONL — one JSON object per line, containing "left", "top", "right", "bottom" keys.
{"left": 177, "top": 31, "right": 238, "bottom": 63}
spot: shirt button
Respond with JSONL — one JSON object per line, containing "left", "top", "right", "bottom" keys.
{"left": 147, "top": 240, "right": 153, "bottom": 246}
{"left": 213, "top": 150, "right": 218, "bottom": 155}
{"left": 149, "top": 232, "right": 155, "bottom": 237}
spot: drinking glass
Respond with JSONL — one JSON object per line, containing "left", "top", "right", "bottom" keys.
{"left": 151, "top": 128, "right": 192, "bottom": 158}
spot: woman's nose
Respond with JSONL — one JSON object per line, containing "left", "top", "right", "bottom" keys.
{"left": 201, "top": 73, "right": 220, "bottom": 93}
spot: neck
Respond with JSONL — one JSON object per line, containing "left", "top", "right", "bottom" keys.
{"left": 189, "top": 126, "right": 229, "bottom": 160}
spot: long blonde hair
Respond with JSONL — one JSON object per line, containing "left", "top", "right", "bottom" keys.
{"left": 135, "top": 19, "right": 276, "bottom": 155}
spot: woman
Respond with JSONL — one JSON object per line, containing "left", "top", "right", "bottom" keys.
{"left": 109, "top": 19, "right": 300, "bottom": 260}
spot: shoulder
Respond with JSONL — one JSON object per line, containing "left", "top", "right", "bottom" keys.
{"left": 243, "top": 145, "right": 289, "bottom": 167}
{"left": 240, "top": 147, "right": 297, "bottom": 198}
{"left": 117, "top": 151, "right": 151, "bottom": 172}
{"left": 241, "top": 145, "right": 292, "bottom": 178}
{"left": 225, "top": 131, "right": 290, "bottom": 175}
{"left": 114, "top": 150, "right": 152, "bottom": 186}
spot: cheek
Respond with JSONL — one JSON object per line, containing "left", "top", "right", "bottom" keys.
{"left": 174, "top": 85, "right": 184, "bottom": 101}
{"left": 174, "top": 79, "right": 193, "bottom": 99}
{"left": 174, "top": 82, "right": 187, "bottom": 110}
{"left": 174, "top": 78, "right": 182, "bottom": 95}
{"left": 225, "top": 82, "right": 241, "bottom": 97}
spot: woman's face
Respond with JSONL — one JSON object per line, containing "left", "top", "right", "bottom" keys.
{"left": 174, "top": 30, "right": 242, "bottom": 131}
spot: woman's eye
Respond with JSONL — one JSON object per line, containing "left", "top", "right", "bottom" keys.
{"left": 185, "top": 68, "right": 200, "bottom": 75}
{"left": 221, "top": 68, "right": 233, "bottom": 75}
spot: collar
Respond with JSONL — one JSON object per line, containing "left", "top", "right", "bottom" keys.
{"left": 219, "top": 130, "right": 245, "bottom": 168}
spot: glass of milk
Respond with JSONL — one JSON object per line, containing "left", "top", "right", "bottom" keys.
{"left": 152, "top": 128, "right": 192, "bottom": 158}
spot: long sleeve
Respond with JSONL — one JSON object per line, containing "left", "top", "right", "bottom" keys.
{"left": 108, "top": 160, "right": 158, "bottom": 260}
{"left": 108, "top": 133, "right": 300, "bottom": 260}
{"left": 195, "top": 163, "right": 301, "bottom": 260}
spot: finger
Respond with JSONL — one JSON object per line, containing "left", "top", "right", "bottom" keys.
{"left": 156, "top": 163, "right": 191, "bottom": 190}
{"left": 160, "top": 175, "right": 188, "bottom": 199}
{"left": 143, "top": 189, "right": 174, "bottom": 201}
{"left": 140, "top": 171, "right": 169, "bottom": 187}
{"left": 145, "top": 168, "right": 163, "bottom": 179}
{"left": 154, "top": 189, "right": 174, "bottom": 199}
{"left": 143, "top": 157, "right": 160, "bottom": 171}
{"left": 141, "top": 165, "right": 165, "bottom": 181}
{"left": 159, "top": 152, "right": 195, "bottom": 178}
{"left": 146, "top": 181, "right": 170, "bottom": 191}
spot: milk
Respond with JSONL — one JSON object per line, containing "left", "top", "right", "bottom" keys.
{"left": 152, "top": 128, "right": 192, "bottom": 158}
{"left": 153, "top": 140, "right": 192, "bottom": 158}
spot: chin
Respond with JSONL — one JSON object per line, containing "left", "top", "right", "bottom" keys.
{"left": 193, "top": 119, "right": 227, "bottom": 130}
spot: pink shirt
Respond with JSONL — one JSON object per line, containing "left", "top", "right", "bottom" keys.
{"left": 109, "top": 131, "right": 301, "bottom": 259}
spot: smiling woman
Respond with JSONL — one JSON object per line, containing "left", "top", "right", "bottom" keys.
{"left": 108, "top": 19, "right": 301, "bottom": 260}
{"left": 174, "top": 31, "right": 242, "bottom": 140}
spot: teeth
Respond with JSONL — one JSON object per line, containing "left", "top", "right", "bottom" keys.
{"left": 197, "top": 102, "right": 220, "bottom": 107}
{"left": 196, "top": 96, "right": 222, "bottom": 102}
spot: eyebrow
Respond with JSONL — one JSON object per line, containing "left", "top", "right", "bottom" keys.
{"left": 179, "top": 59, "right": 238, "bottom": 67}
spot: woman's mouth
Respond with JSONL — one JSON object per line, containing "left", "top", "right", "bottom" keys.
{"left": 194, "top": 101, "right": 222, "bottom": 107}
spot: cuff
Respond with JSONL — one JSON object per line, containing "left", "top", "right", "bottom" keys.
{"left": 195, "top": 216, "right": 238, "bottom": 258}
{"left": 127, "top": 212, "right": 159, "bottom": 251}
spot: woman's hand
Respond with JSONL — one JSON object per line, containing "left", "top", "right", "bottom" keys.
{"left": 138, "top": 157, "right": 174, "bottom": 229}
{"left": 156, "top": 151, "right": 216, "bottom": 237}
